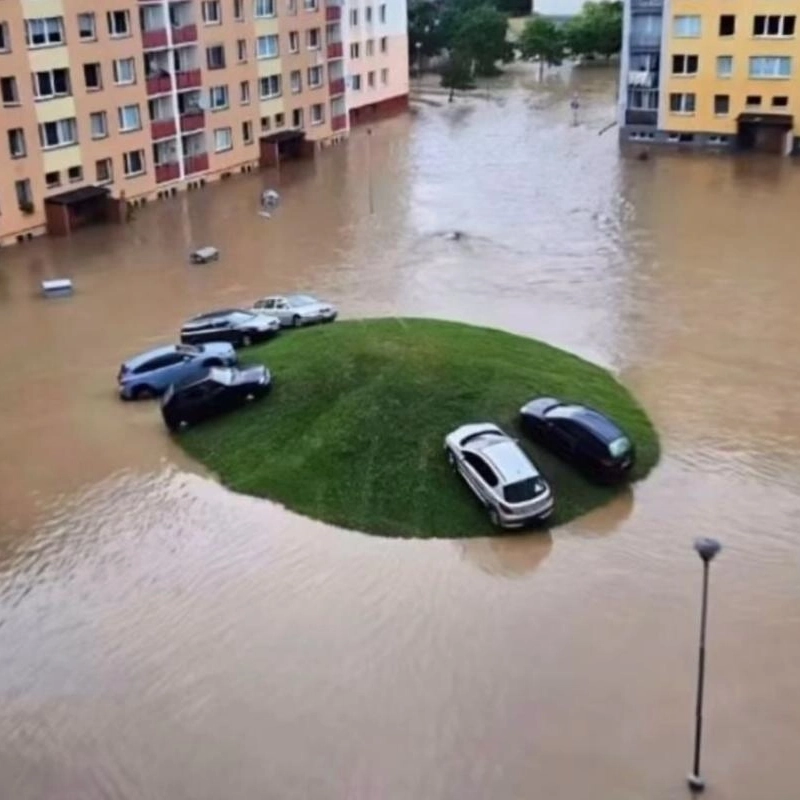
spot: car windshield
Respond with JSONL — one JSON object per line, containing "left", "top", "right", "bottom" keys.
{"left": 228, "top": 311, "right": 257, "bottom": 324}
{"left": 503, "top": 478, "right": 544, "bottom": 504}
{"left": 287, "top": 295, "right": 316, "bottom": 307}
{"left": 175, "top": 344, "right": 200, "bottom": 356}
{"left": 609, "top": 436, "right": 632, "bottom": 458}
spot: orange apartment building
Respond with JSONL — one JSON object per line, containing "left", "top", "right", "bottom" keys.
{"left": 0, "top": 0, "right": 409, "bottom": 246}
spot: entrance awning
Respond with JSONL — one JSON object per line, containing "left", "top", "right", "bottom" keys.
{"left": 260, "top": 130, "right": 305, "bottom": 145}
{"left": 44, "top": 185, "right": 111, "bottom": 206}
{"left": 737, "top": 113, "right": 793, "bottom": 128}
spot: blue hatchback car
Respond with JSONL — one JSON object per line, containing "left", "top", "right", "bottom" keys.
{"left": 118, "top": 343, "right": 237, "bottom": 400}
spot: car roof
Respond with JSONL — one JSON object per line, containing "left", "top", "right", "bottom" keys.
{"left": 548, "top": 404, "right": 624, "bottom": 442}
{"left": 124, "top": 344, "right": 178, "bottom": 368}
{"left": 187, "top": 308, "right": 250, "bottom": 322}
{"left": 464, "top": 431, "right": 539, "bottom": 482}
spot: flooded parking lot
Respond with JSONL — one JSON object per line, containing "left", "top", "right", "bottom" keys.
{"left": 2, "top": 65, "right": 800, "bottom": 799}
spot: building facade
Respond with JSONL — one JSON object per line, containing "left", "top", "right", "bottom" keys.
{"left": 0, "top": 0, "right": 408, "bottom": 247}
{"left": 619, "top": 0, "right": 800, "bottom": 154}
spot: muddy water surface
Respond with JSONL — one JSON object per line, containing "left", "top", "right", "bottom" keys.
{"left": 2, "top": 66, "right": 800, "bottom": 800}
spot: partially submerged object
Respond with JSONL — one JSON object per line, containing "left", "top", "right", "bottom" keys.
{"left": 41, "top": 278, "right": 74, "bottom": 297}
{"left": 190, "top": 246, "right": 220, "bottom": 264}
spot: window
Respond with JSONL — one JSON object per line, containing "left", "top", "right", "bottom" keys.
{"left": 366, "top": 39, "right": 374, "bottom": 56}
{"left": 96, "top": 158, "right": 113, "bottom": 184}
{"left": 745, "top": 95, "right": 762, "bottom": 107}
{"left": 257, "top": 34, "right": 279, "bottom": 58}
{"left": 672, "top": 54, "right": 698, "bottom": 75}
{"left": 304, "top": 0, "right": 319, "bottom": 10}
{"left": 673, "top": 15, "right": 701, "bottom": 38}
{"left": 260, "top": 115, "right": 271, "bottom": 131}
{"left": 275, "top": 112, "right": 285, "bottom": 127}
{"left": 287, "top": 0, "right": 297, "bottom": 15}
{"left": 307, "top": 28, "right": 320, "bottom": 48}
{"left": 749, "top": 56, "right": 791, "bottom": 78}
{"left": 25, "top": 17, "right": 65, "bottom": 47}
{"left": 259, "top": 74, "right": 281, "bottom": 98}
{"left": 15, "top": 179, "right": 33, "bottom": 209}
{"left": 753, "top": 15, "right": 796, "bottom": 37}
{"left": 308, "top": 65, "right": 323, "bottom": 87}
{"left": 240, "top": 80, "right": 250, "bottom": 104}
{"left": 8, "top": 128, "right": 25, "bottom": 158}
{"left": 0, "top": 22, "right": 9, "bottom": 52}
{"left": 67, "top": 165, "right": 82, "bottom": 183}
{"left": 708, "top": 135, "right": 728, "bottom": 145}
{"left": 367, "top": 70, "right": 375, "bottom": 87}
{"left": 365, "top": 6, "right": 372, "bottom": 23}
{"left": 463, "top": 453, "right": 498, "bottom": 487}
{"left": 90, "top": 111, "right": 108, "bottom": 139}
{"left": 255, "top": 0, "right": 276, "bottom": 17}
{"left": 207, "top": 45, "right": 226, "bottom": 69}
{"left": 350, "top": 9, "right": 358, "bottom": 26}
{"left": 234, "top": 0, "right": 244, "bottom": 20}
{"left": 379, "top": 4, "right": 386, "bottom": 23}
{"left": 713, "top": 94, "right": 729, "bottom": 115}
{"left": 669, "top": 92, "right": 696, "bottom": 113}
{"left": 1, "top": 76, "right": 19, "bottom": 105}
{"left": 113, "top": 58, "right": 135, "bottom": 85}
{"left": 38, "top": 118, "right": 78, "bottom": 149}
{"left": 772, "top": 96, "right": 789, "bottom": 108}
{"left": 350, "top": 42, "right": 360, "bottom": 58}
{"left": 291, "top": 69, "right": 302, "bottom": 93}
{"left": 123, "top": 150, "right": 145, "bottom": 177}
{"left": 310, "top": 103, "right": 324, "bottom": 125}
{"left": 118, "top": 104, "right": 142, "bottom": 132}
{"left": 292, "top": 108, "right": 303, "bottom": 128}
{"left": 718, "top": 15, "right": 735, "bottom": 37}
{"left": 237, "top": 39, "right": 248, "bottom": 61}
{"left": 380, "top": 36, "right": 387, "bottom": 53}
{"left": 107, "top": 10, "right": 131, "bottom": 38}
{"left": 209, "top": 85, "right": 229, "bottom": 109}
{"left": 716, "top": 56, "right": 733, "bottom": 78}
{"left": 78, "top": 13, "right": 96, "bottom": 41}
{"left": 381, "top": 67, "right": 388, "bottom": 85}
{"left": 45, "top": 171, "right": 61, "bottom": 189}
{"left": 351, "top": 73, "right": 361, "bottom": 90}
{"left": 243, "top": 120, "right": 254, "bottom": 144}
{"left": 289, "top": 31, "right": 300, "bottom": 52}
{"left": 84, "top": 62, "right": 102, "bottom": 90}
{"left": 202, "top": 1, "right": 221, "bottom": 24}
{"left": 214, "top": 127, "right": 233, "bottom": 152}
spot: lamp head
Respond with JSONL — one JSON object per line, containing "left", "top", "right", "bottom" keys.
{"left": 694, "top": 537, "right": 722, "bottom": 563}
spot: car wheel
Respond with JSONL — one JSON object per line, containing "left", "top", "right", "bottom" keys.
{"left": 292, "top": 315, "right": 302, "bottom": 328}
{"left": 241, "top": 333, "right": 253, "bottom": 347}
{"left": 488, "top": 508, "right": 501, "bottom": 527}
{"left": 132, "top": 385, "right": 154, "bottom": 400}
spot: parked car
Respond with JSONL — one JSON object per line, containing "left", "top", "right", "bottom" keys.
{"left": 251, "top": 294, "right": 337, "bottom": 327}
{"left": 444, "top": 423, "right": 554, "bottom": 529}
{"left": 180, "top": 309, "right": 280, "bottom": 348}
{"left": 161, "top": 365, "right": 271, "bottom": 431}
{"left": 118, "top": 343, "right": 237, "bottom": 400}
{"left": 519, "top": 397, "right": 635, "bottom": 483}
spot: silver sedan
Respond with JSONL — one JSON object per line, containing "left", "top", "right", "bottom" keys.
{"left": 251, "top": 294, "right": 338, "bottom": 328}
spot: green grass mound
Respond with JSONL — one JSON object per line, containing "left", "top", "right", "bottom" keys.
{"left": 179, "top": 318, "right": 660, "bottom": 538}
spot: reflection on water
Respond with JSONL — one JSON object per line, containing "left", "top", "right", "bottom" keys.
{"left": 2, "top": 63, "right": 800, "bottom": 799}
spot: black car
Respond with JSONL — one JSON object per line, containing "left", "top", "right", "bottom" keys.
{"left": 519, "top": 397, "right": 635, "bottom": 483}
{"left": 180, "top": 309, "right": 280, "bottom": 348}
{"left": 161, "top": 365, "right": 271, "bottom": 431}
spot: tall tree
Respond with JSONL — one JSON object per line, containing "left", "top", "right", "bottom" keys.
{"left": 452, "top": 4, "right": 514, "bottom": 76}
{"left": 440, "top": 53, "right": 476, "bottom": 101}
{"left": 519, "top": 16, "right": 566, "bottom": 79}
{"left": 564, "top": 1, "right": 622, "bottom": 60}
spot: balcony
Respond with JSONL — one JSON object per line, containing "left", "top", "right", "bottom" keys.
{"left": 147, "top": 74, "right": 172, "bottom": 95}
{"left": 625, "top": 109, "right": 658, "bottom": 126}
{"left": 184, "top": 153, "right": 209, "bottom": 175}
{"left": 327, "top": 41, "right": 343, "bottom": 60}
{"left": 332, "top": 114, "right": 347, "bottom": 131}
{"left": 151, "top": 118, "right": 177, "bottom": 139}
{"left": 155, "top": 162, "right": 180, "bottom": 183}
{"left": 180, "top": 111, "right": 205, "bottom": 132}
{"left": 329, "top": 78, "right": 345, "bottom": 96}
{"left": 325, "top": 5, "right": 341, "bottom": 21}
{"left": 628, "top": 70, "right": 656, "bottom": 88}
{"left": 631, "top": 0, "right": 662, "bottom": 9}
{"left": 142, "top": 28, "right": 168, "bottom": 48}
{"left": 176, "top": 69, "right": 201, "bottom": 90}
{"left": 172, "top": 23, "right": 198, "bottom": 44}
{"left": 629, "top": 33, "right": 662, "bottom": 50}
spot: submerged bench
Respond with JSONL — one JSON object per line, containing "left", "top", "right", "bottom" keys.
{"left": 41, "top": 279, "right": 74, "bottom": 297}
{"left": 190, "top": 247, "right": 220, "bottom": 264}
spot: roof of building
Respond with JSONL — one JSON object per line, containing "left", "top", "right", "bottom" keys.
{"left": 44, "top": 185, "right": 111, "bottom": 206}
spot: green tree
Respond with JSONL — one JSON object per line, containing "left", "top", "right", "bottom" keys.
{"left": 439, "top": 53, "right": 476, "bottom": 100}
{"left": 519, "top": 16, "right": 566, "bottom": 79}
{"left": 564, "top": 1, "right": 622, "bottom": 60}
{"left": 452, "top": 4, "right": 514, "bottom": 76}
{"left": 408, "top": 0, "right": 447, "bottom": 65}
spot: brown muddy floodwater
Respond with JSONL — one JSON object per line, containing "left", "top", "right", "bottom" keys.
{"left": 2, "top": 65, "right": 800, "bottom": 800}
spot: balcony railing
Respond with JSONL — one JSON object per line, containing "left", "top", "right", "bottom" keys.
{"left": 180, "top": 111, "right": 205, "bottom": 132}
{"left": 172, "top": 23, "right": 198, "bottom": 44}
{"left": 176, "top": 69, "right": 201, "bottom": 89}
{"left": 146, "top": 73, "right": 172, "bottom": 95}
{"left": 629, "top": 33, "right": 662, "bottom": 49}
{"left": 332, "top": 114, "right": 347, "bottom": 131}
{"left": 155, "top": 162, "right": 180, "bottom": 183}
{"left": 628, "top": 70, "right": 656, "bottom": 88}
{"left": 327, "top": 41, "right": 343, "bottom": 59}
{"left": 625, "top": 109, "right": 658, "bottom": 126}
{"left": 184, "top": 153, "right": 209, "bottom": 175}
{"left": 631, "top": 0, "right": 663, "bottom": 9}
{"left": 329, "top": 78, "right": 345, "bottom": 96}
{"left": 325, "top": 5, "right": 341, "bottom": 21}
{"left": 151, "top": 118, "right": 177, "bottom": 139}
{"left": 142, "top": 28, "right": 168, "bottom": 48}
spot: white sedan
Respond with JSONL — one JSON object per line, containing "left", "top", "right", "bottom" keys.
{"left": 251, "top": 294, "right": 337, "bottom": 328}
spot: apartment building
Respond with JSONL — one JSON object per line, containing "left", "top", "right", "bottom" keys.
{"left": 0, "top": 0, "right": 408, "bottom": 247}
{"left": 620, "top": 0, "right": 800, "bottom": 154}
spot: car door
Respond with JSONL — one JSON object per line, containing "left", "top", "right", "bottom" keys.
{"left": 461, "top": 452, "right": 499, "bottom": 505}
{"left": 144, "top": 353, "right": 185, "bottom": 390}
{"left": 546, "top": 417, "right": 581, "bottom": 457}
{"left": 274, "top": 298, "right": 291, "bottom": 325}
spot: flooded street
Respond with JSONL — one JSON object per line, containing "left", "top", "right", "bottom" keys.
{"left": 2, "top": 65, "right": 800, "bottom": 799}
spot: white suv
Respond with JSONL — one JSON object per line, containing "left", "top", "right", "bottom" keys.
{"left": 444, "top": 423, "right": 554, "bottom": 529}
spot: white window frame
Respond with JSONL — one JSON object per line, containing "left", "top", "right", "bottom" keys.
{"left": 367, "top": 70, "right": 375, "bottom": 88}
{"left": 380, "top": 67, "right": 388, "bottom": 85}
{"left": 118, "top": 104, "right": 142, "bottom": 132}
{"left": 107, "top": 10, "right": 131, "bottom": 38}
{"left": 209, "top": 85, "right": 229, "bottom": 109}
{"left": 45, "top": 171, "right": 61, "bottom": 189}
{"left": 77, "top": 12, "right": 96, "bottom": 41}
{"left": 207, "top": 45, "right": 226, "bottom": 69}
{"left": 290, "top": 69, "right": 302, "bottom": 94}
{"left": 214, "top": 127, "right": 233, "bottom": 152}
{"left": 243, "top": 120, "right": 254, "bottom": 144}
{"left": 753, "top": 15, "right": 796, "bottom": 38}
{"left": 240, "top": 80, "right": 251, "bottom": 104}
{"left": 15, "top": 179, "right": 34, "bottom": 207}
{"left": 0, "top": 22, "right": 10, "bottom": 53}
{"left": 713, "top": 94, "right": 729, "bottom": 116}
{"left": 255, "top": 0, "right": 276, "bottom": 18}
{"left": 749, "top": 56, "right": 792, "bottom": 78}
{"left": 716, "top": 55, "right": 733, "bottom": 78}
{"left": 668, "top": 92, "right": 696, "bottom": 114}
{"left": 259, "top": 74, "right": 281, "bottom": 99}
{"left": 234, "top": 0, "right": 245, "bottom": 21}
{"left": 237, "top": 39, "right": 248, "bottom": 62}
{"left": 25, "top": 17, "right": 65, "bottom": 48}
{"left": 113, "top": 58, "right": 136, "bottom": 85}
{"left": 289, "top": 31, "right": 300, "bottom": 53}
{"left": 67, "top": 165, "right": 83, "bottom": 184}
{"left": 310, "top": 103, "right": 324, "bottom": 125}
{"left": 350, "top": 9, "right": 358, "bottom": 26}
{"left": 350, "top": 42, "right": 360, "bottom": 58}
{"left": 96, "top": 157, "right": 113, "bottom": 185}
{"left": 307, "top": 65, "right": 323, "bottom": 88}
{"left": 2, "top": 75, "right": 20, "bottom": 105}
{"left": 307, "top": 28, "right": 320, "bottom": 49}
{"left": 304, "top": 0, "right": 319, "bottom": 11}
{"left": 673, "top": 15, "right": 701, "bottom": 38}
{"left": 256, "top": 34, "right": 279, "bottom": 59}
{"left": 123, "top": 150, "right": 146, "bottom": 177}
{"left": 380, "top": 36, "right": 387, "bottom": 53}
{"left": 84, "top": 62, "right": 102, "bottom": 90}
{"left": 292, "top": 107, "right": 304, "bottom": 128}
{"left": 90, "top": 111, "right": 108, "bottom": 139}
{"left": 8, "top": 128, "right": 26, "bottom": 158}
{"left": 202, "top": 1, "right": 222, "bottom": 25}
{"left": 379, "top": 4, "right": 386, "bottom": 23}
{"left": 38, "top": 118, "right": 78, "bottom": 150}
{"left": 351, "top": 74, "right": 361, "bottom": 90}
{"left": 672, "top": 54, "right": 698, "bottom": 76}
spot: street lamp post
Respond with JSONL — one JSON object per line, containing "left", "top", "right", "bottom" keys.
{"left": 366, "top": 127, "right": 373, "bottom": 215}
{"left": 415, "top": 40, "right": 423, "bottom": 77}
{"left": 688, "top": 537, "right": 722, "bottom": 793}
